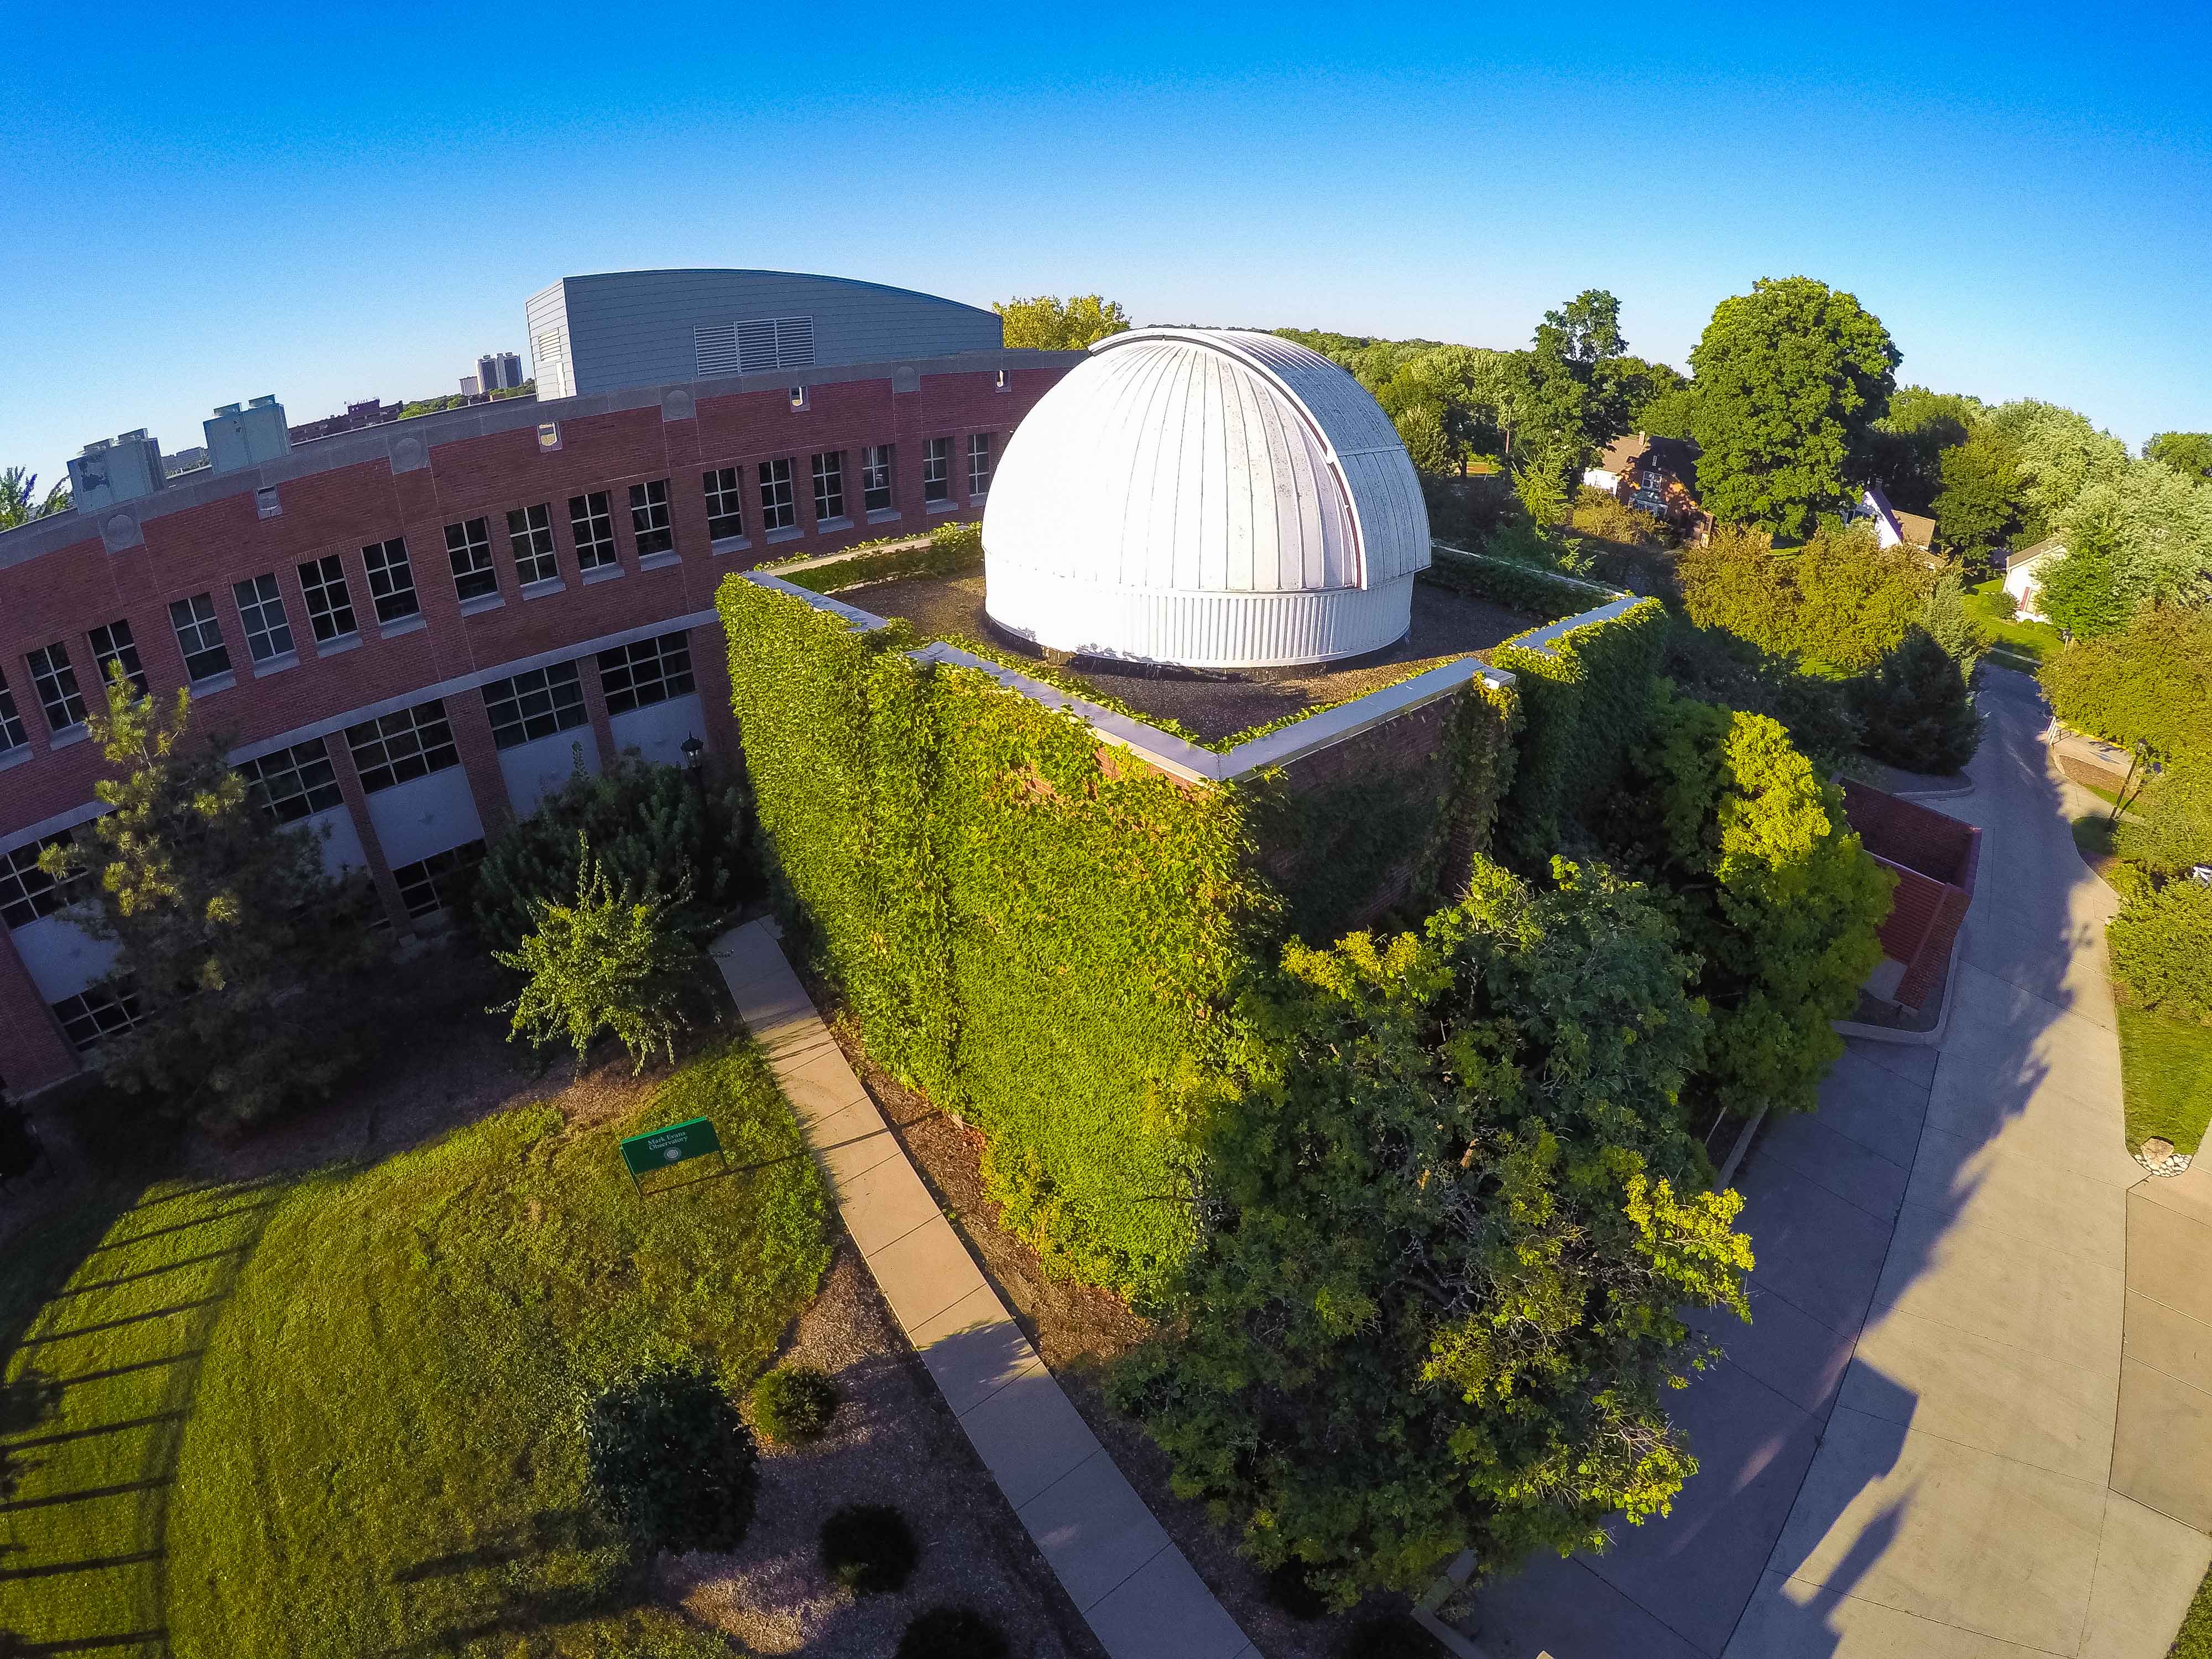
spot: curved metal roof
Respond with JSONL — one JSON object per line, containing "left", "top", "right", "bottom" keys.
{"left": 982, "top": 328, "right": 1430, "bottom": 669}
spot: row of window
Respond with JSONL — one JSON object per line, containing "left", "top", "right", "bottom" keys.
{"left": 0, "top": 439, "right": 991, "bottom": 765}
{"left": 1, "top": 631, "right": 699, "bottom": 943}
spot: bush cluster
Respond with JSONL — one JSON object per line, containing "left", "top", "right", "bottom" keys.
{"left": 820, "top": 1503, "right": 919, "bottom": 1595}
{"left": 896, "top": 1607, "right": 1010, "bottom": 1659}
{"left": 748, "top": 1365, "right": 840, "bottom": 1444}
{"left": 2110, "top": 880, "right": 2212, "bottom": 1024}
{"left": 584, "top": 1364, "right": 759, "bottom": 1552}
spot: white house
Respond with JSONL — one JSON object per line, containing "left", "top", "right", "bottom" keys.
{"left": 2004, "top": 536, "right": 2065, "bottom": 622}
{"left": 1854, "top": 483, "right": 1937, "bottom": 555}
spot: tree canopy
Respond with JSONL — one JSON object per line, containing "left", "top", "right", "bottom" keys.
{"left": 1117, "top": 860, "right": 1751, "bottom": 1606}
{"left": 1687, "top": 276, "right": 1901, "bottom": 538}
{"left": 993, "top": 294, "right": 1131, "bottom": 351}
{"left": 0, "top": 466, "right": 71, "bottom": 528}
{"left": 2146, "top": 432, "right": 2212, "bottom": 481}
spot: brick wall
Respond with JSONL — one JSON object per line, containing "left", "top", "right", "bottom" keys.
{"left": 0, "top": 364, "right": 1066, "bottom": 1097}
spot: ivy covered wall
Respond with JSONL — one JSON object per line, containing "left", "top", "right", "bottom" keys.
{"left": 718, "top": 573, "right": 1519, "bottom": 1298}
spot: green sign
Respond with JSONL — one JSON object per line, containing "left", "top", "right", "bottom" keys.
{"left": 618, "top": 1117, "right": 726, "bottom": 1191}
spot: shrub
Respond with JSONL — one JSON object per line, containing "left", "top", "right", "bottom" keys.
{"left": 820, "top": 1503, "right": 920, "bottom": 1595}
{"left": 2117, "top": 758, "right": 2212, "bottom": 877}
{"left": 0, "top": 1103, "right": 40, "bottom": 1181}
{"left": 494, "top": 838, "right": 705, "bottom": 1072}
{"left": 1569, "top": 486, "right": 1663, "bottom": 546}
{"left": 1334, "top": 1613, "right": 1443, "bottom": 1658}
{"left": 748, "top": 1365, "right": 840, "bottom": 1444}
{"left": 1853, "top": 629, "right": 1983, "bottom": 775}
{"left": 2039, "top": 607, "right": 2212, "bottom": 754}
{"left": 2110, "top": 881, "right": 2212, "bottom": 1024}
{"left": 473, "top": 753, "right": 753, "bottom": 956}
{"left": 584, "top": 1363, "right": 759, "bottom": 1552}
{"left": 1262, "top": 1561, "right": 1331, "bottom": 1620}
{"left": 896, "top": 1607, "right": 1010, "bottom": 1659}
{"left": 1985, "top": 586, "right": 2020, "bottom": 621}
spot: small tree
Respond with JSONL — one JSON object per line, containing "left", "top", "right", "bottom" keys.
{"left": 39, "top": 668, "right": 388, "bottom": 1128}
{"left": 494, "top": 837, "right": 701, "bottom": 1072}
{"left": 1854, "top": 629, "right": 1983, "bottom": 775}
{"left": 2109, "top": 880, "right": 2212, "bottom": 1024}
{"left": 992, "top": 294, "right": 1131, "bottom": 351}
{"left": 2117, "top": 757, "right": 2212, "bottom": 878}
{"left": 584, "top": 1363, "right": 758, "bottom": 1551}
{"left": 1117, "top": 861, "right": 1751, "bottom": 1606}
{"left": 2036, "top": 540, "right": 2132, "bottom": 639}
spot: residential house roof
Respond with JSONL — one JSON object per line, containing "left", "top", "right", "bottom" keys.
{"left": 1596, "top": 432, "right": 1700, "bottom": 490}
{"left": 1896, "top": 510, "right": 1937, "bottom": 549}
{"left": 2008, "top": 536, "right": 2064, "bottom": 571}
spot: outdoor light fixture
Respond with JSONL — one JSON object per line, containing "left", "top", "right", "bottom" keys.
{"left": 680, "top": 734, "right": 704, "bottom": 773}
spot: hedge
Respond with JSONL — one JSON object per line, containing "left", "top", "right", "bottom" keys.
{"left": 717, "top": 573, "right": 1517, "bottom": 1297}
{"left": 776, "top": 519, "right": 983, "bottom": 595}
{"left": 1492, "top": 598, "right": 1671, "bottom": 864}
{"left": 1421, "top": 542, "right": 1621, "bottom": 622}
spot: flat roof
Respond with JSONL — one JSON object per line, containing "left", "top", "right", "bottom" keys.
{"left": 832, "top": 568, "right": 1531, "bottom": 744}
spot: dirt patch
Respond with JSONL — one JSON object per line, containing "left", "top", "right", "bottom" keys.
{"left": 669, "top": 1246, "right": 1107, "bottom": 1658}
{"left": 821, "top": 1011, "right": 1429, "bottom": 1659}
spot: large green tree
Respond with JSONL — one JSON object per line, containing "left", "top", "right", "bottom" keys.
{"left": 1865, "top": 387, "right": 1983, "bottom": 513}
{"left": 1853, "top": 629, "right": 1983, "bottom": 775}
{"left": 993, "top": 294, "right": 1131, "bottom": 351}
{"left": 2146, "top": 432, "right": 2212, "bottom": 481}
{"left": 1989, "top": 400, "right": 2130, "bottom": 538}
{"left": 1932, "top": 427, "right": 2026, "bottom": 562}
{"left": 0, "top": 466, "right": 70, "bottom": 529}
{"left": 2039, "top": 607, "right": 2212, "bottom": 753}
{"left": 1118, "top": 861, "right": 1751, "bottom": 1605}
{"left": 39, "top": 669, "right": 390, "bottom": 1127}
{"left": 1687, "top": 277, "right": 1901, "bottom": 537}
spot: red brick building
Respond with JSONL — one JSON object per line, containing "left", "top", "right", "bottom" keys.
{"left": 0, "top": 272, "right": 1079, "bottom": 1097}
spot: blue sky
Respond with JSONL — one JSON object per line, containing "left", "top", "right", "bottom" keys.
{"left": 4, "top": 3, "right": 2207, "bottom": 490}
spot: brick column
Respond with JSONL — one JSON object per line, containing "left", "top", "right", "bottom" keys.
{"left": 0, "top": 929, "right": 80, "bottom": 1095}
{"left": 445, "top": 691, "right": 515, "bottom": 842}
{"left": 689, "top": 620, "right": 740, "bottom": 763}
{"left": 327, "top": 742, "right": 409, "bottom": 928}
{"left": 580, "top": 651, "right": 622, "bottom": 770}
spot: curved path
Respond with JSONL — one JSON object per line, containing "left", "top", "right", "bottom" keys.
{"left": 1470, "top": 669, "right": 2212, "bottom": 1658}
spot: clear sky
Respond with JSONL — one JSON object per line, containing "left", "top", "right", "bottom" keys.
{"left": 5, "top": 2, "right": 2207, "bottom": 491}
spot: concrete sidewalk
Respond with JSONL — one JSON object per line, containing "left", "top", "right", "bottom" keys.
{"left": 713, "top": 920, "right": 1260, "bottom": 1659}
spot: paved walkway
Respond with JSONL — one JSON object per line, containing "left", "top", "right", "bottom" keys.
{"left": 1469, "top": 670, "right": 2212, "bottom": 1657}
{"left": 713, "top": 921, "right": 1260, "bottom": 1659}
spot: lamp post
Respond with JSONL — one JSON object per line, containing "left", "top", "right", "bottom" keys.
{"left": 680, "top": 734, "right": 705, "bottom": 792}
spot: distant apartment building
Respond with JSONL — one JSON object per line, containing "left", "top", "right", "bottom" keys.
{"left": 475, "top": 352, "right": 525, "bottom": 394}
{"left": 0, "top": 268, "right": 1068, "bottom": 1099}
{"left": 288, "top": 398, "right": 401, "bottom": 445}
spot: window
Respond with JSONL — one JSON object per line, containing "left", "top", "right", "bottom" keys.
{"left": 703, "top": 467, "right": 746, "bottom": 541}
{"left": 391, "top": 841, "right": 486, "bottom": 920}
{"left": 53, "top": 982, "right": 142, "bottom": 1051}
{"left": 88, "top": 620, "right": 149, "bottom": 697}
{"left": 758, "top": 459, "right": 796, "bottom": 533}
{"left": 254, "top": 486, "right": 281, "bottom": 519}
{"left": 507, "top": 504, "right": 559, "bottom": 586}
{"left": 597, "top": 632, "right": 695, "bottom": 715}
{"left": 27, "top": 643, "right": 86, "bottom": 733}
{"left": 345, "top": 700, "right": 460, "bottom": 793}
{"left": 789, "top": 385, "right": 808, "bottom": 411}
{"left": 0, "top": 672, "right": 26, "bottom": 754}
{"left": 628, "top": 479, "right": 674, "bottom": 557}
{"left": 812, "top": 451, "right": 846, "bottom": 523}
{"left": 445, "top": 517, "right": 498, "bottom": 602}
{"left": 968, "top": 432, "right": 993, "bottom": 497}
{"left": 862, "top": 445, "right": 896, "bottom": 513}
{"left": 1, "top": 834, "right": 81, "bottom": 929}
{"left": 237, "top": 740, "right": 343, "bottom": 825}
{"left": 231, "top": 575, "right": 295, "bottom": 664}
{"left": 482, "top": 661, "right": 587, "bottom": 749}
{"left": 168, "top": 594, "right": 233, "bottom": 684}
{"left": 362, "top": 538, "right": 420, "bottom": 624}
{"left": 568, "top": 492, "right": 617, "bottom": 571}
{"left": 924, "top": 437, "right": 951, "bottom": 503}
{"left": 299, "top": 555, "right": 359, "bottom": 642}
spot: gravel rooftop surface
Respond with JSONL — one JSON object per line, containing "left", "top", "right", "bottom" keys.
{"left": 835, "top": 571, "right": 1530, "bottom": 744}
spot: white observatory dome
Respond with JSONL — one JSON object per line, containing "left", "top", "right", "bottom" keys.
{"left": 982, "top": 328, "right": 1431, "bottom": 670}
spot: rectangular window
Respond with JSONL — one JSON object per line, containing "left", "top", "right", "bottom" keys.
{"left": 628, "top": 479, "right": 674, "bottom": 556}
{"left": 445, "top": 517, "right": 498, "bottom": 602}
{"left": 703, "top": 467, "right": 746, "bottom": 541}
{"left": 812, "top": 451, "right": 846, "bottom": 523}
{"left": 507, "top": 503, "right": 559, "bottom": 585}
{"left": 1, "top": 833, "right": 82, "bottom": 929}
{"left": 758, "top": 459, "right": 796, "bottom": 532}
{"left": 345, "top": 699, "right": 460, "bottom": 794}
{"left": 362, "top": 538, "right": 420, "bottom": 624}
{"left": 299, "top": 555, "right": 359, "bottom": 642}
{"left": 237, "top": 740, "right": 343, "bottom": 825}
{"left": 88, "top": 620, "right": 149, "bottom": 697}
{"left": 53, "top": 982, "right": 142, "bottom": 1052}
{"left": 231, "top": 575, "right": 295, "bottom": 664}
{"left": 390, "top": 841, "right": 486, "bottom": 920}
{"left": 0, "top": 672, "right": 27, "bottom": 754}
{"left": 482, "top": 661, "right": 588, "bottom": 750}
{"left": 968, "top": 432, "right": 993, "bottom": 497}
{"left": 862, "top": 444, "right": 895, "bottom": 513}
{"left": 924, "top": 437, "right": 951, "bottom": 503}
{"left": 597, "top": 632, "right": 695, "bottom": 715}
{"left": 27, "top": 643, "right": 86, "bottom": 733}
{"left": 168, "top": 594, "right": 233, "bottom": 684}
{"left": 569, "top": 491, "right": 617, "bottom": 570}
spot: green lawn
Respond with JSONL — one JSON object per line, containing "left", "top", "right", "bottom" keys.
{"left": 2, "top": 1040, "right": 828, "bottom": 1657}
{"left": 2117, "top": 1003, "right": 2212, "bottom": 1157}
{"left": 2172, "top": 1564, "right": 2212, "bottom": 1656}
{"left": 1966, "top": 583, "right": 2063, "bottom": 670}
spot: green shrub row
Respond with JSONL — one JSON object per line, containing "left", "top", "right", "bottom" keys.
{"left": 717, "top": 573, "right": 1517, "bottom": 1297}
{"left": 1421, "top": 541, "right": 1621, "bottom": 622}
{"left": 774, "top": 519, "right": 984, "bottom": 594}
